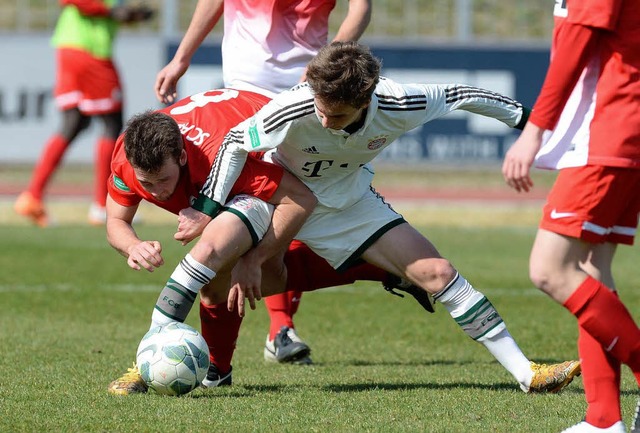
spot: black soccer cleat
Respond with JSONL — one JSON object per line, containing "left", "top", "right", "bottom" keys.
{"left": 384, "top": 275, "right": 435, "bottom": 313}
{"left": 201, "top": 364, "right": 232, "bottom": 388}
{"left": 264, "top": 326, "right": 311, "bottom": 363}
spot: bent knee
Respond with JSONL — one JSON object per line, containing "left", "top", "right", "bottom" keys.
{"left": 408, "top": 258, "right": 457, "bottom": 293}
{"left": 529, "top": 261, "right": 563, "bottom": 295}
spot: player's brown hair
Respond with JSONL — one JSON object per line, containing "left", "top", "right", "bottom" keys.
{"left": 123, "top": 111, "right": 183, "bottom": 173}
{"left": 306, "top": 41, "right": 381, "bottom": 109}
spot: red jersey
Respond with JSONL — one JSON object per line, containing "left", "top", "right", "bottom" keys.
{"left": 532, "top": 0, "right": 640, "bottom": 169}
{"left": 108, "top": 89, "right": 283, "bottom": 214}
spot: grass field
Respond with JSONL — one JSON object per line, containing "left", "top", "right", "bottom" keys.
{"left": 1, "top": 194, "right": 638, "bottom": 433}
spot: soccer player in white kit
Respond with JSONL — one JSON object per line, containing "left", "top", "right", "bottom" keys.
{"left": 154, "top": 0, "right": 373, "bottom": 365}
{"left": 181, "top": 41, "right": 582, "bottom": 394}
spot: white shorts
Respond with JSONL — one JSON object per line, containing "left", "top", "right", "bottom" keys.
{"left": 222, "top": 194, "right": 274, "bottom": 246}
{"left": 296, "top": 188, "right": 405, "bottom": 271}
{"left": 225, "top": 190, "right": 404, "bottom": 270}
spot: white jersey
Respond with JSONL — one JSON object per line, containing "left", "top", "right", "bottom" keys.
{"left": 221, "top": 0, "right": 335, "bottom": 97}
{"left": 199, "top": 76, "right": 526, "bottom": 211}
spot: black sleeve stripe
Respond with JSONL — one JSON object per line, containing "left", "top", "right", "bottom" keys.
{"left": 201, "top": 134, "right": 242, "bottom": 199}
{"left": 376, "top": 93, "right": 428, "bottom": 111}
{"left": 375, "top": 93, "right": 427, "bottom": 103}
{"left": 445, "top": 86, "right": 522, "bottom": 108}
{"left": 379, "top": 105, "right": 427, "bottom": 112}
{"left": 264, "top": 99, "right": 314, "bottom": 124}
{"left": 263, "top": 104, "right": 315, "bottom": 134}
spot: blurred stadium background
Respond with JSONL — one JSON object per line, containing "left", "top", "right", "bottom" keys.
{"left": 0, "top": 0, "right": 553, "bottom": 164}
{"left": 0, "top": 0, "right": 556, "bottom": 219}
{"left": 1, "top": 0, "right": 553, "bottom": 41}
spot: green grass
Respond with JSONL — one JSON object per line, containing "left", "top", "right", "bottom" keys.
{"left": 0, "top": 215, "right": 638, "bottom": 432}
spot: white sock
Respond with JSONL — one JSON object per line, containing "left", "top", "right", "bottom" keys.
{"left": 482, "top": 328, "right": 533, "bottom": 390}
{"left": 435, "top": 273, "right": 531, "bottom": 388}
{"left": 150, "top": 254, "right": 216, "bottom": 328}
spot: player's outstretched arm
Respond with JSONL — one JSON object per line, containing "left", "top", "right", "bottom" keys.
{"left": 106, "top": 195, "right": 164, "bottom": 272}
{"left": 154, "top": 0, "right": 223, "bottom": 103}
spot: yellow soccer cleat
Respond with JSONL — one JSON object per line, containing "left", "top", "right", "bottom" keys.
{"left": 526, "top": 360, "right": 581, "bottom": 393}
{"left": 107, "top": 363, "right": 148, "bottom": 395}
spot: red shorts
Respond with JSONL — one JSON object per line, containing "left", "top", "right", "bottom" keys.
{"left": 540, "top": 165, "right": 640, "bottom": 245}
{"left": 54, "top": 48, "right": 123, "bottom": 115}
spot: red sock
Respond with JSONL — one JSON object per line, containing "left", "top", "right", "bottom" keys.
{"left": 199, "top": 301, "right": 242, "bottom": 374}
{"left": 580, "top": 325, "right": 622, "bottom": 427}
{"left": 265, "top": 292, "right": 296, "bottom": 340}
{"left": 94, "top": 137, "right": 115, "bottom": 207}
{"left": 564, "top": 276, "right": 640, "bottom": 382}
{"left": 28, "top": 134, "right": 69, "bottom": 199}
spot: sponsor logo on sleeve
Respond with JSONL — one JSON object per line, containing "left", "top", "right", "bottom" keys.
{"left": 248, "top": 122, "right": 260, "bottom": 149}
{"left": 113, "top": 175, "right": 131, "bottom": 192}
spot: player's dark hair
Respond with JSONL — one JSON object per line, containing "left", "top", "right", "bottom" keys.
{"left": 306, "top": 41, "right": 381, "bottom": 109}
{"left": 123, "top": 111, "right": 183, "bottom": 173}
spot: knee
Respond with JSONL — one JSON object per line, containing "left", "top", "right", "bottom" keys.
{"left": 529, "top": 259, "right": 559, "bottom": 295}
{"left": 408, "top": 258, "right": 457, "bottom": 293}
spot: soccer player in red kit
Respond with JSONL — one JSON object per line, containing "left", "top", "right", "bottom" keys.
{"left": 106, "top": 89, "right": 410, "bottom": 394}
{"left": 503, "top": 0, "right": 640, "bottom": 431}
{"left": 14, "top": 0, "right": 152, "bottom": 227}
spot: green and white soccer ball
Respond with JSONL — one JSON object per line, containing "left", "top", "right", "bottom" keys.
{"left": 136, "top": 322, "right": 210, "bottom": 396}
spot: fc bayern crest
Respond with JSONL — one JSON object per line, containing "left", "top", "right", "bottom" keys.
{"left": 230, "top": 195, "right": 254, "bottom": 210}
{"left": 367, "top": 136, "right": 387, "bottom": 150}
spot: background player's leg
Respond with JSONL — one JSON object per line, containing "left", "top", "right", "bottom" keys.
{"left": 15, "top": 108, "right": 90, "bottom": 226}
{"left": 90, "top": 111, "right": 123, "bottom": 225}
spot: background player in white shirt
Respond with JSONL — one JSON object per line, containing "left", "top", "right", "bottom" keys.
{"left": 154, "top": 0, "right": 372, "bottom": 365}
{"left": 180, "top": 41, "right": 582, "bottom": 394}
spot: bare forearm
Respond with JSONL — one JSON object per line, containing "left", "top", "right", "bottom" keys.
{"left": 243, "top": 170, "right": 317, "bottom": 267}
{"left": 106, "top": 219, "right": 141, "bottom": 258}
{"left": 332, "top": 0, "right": 371, "bottom": 42}
{"left": 173, "top": 0, "right": 224, "bottom": 64}
{"left": 245, "top": 200, "right": 313, "bottom": 267}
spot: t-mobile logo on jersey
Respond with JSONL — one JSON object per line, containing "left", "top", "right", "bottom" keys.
{"left": 301, "top": 160, "right": 333, "bottom": 178}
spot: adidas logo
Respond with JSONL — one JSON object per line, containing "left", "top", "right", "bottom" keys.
{"left": 301, "top": 146, "right": 319, "bottom": 154}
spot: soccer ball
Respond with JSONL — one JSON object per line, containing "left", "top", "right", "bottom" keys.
{"left": 136, "top": 322, "right": 210, "bottom": 396}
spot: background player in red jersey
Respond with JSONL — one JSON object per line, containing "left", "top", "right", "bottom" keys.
{"left": 154, "top": 0, "right": 373, "bottom": 365}
{"left": 503, "top": 0, "right": 640, "bottom": 431}
{"left": 14, "top": 0, "right": 153, "bottom": 227}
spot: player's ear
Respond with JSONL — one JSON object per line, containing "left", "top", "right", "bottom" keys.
{"left": 179, "top": 149, "right": 188, "bottom": 166}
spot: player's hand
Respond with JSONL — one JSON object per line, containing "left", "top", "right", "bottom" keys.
{"left": 174, "top": 207, "right": 211, "bottom": 245}
{"left": 227, "top": 256, "right": 263, "bottom": 317}
{"left": 154, "top": 59, "right": 189, "bottom": 104}
{"left": 502, "top": 123, "right": 544, "bottom": 193}
{"left": 126, "top": 240, "right": 163, "bottom": 272}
